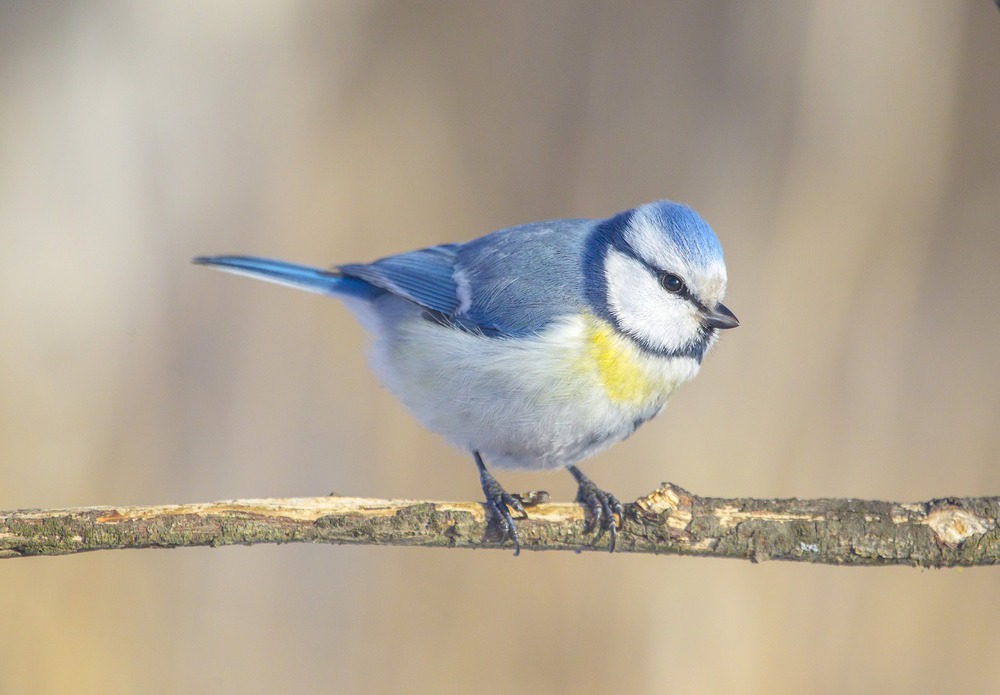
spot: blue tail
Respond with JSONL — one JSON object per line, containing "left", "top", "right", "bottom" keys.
{"left": 193, "top": 255, "right": 376, "bottom": 299}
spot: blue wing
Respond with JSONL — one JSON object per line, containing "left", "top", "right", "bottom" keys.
{"left": 340, "top": 219, "right": 596, "bottom": 336}
{"left": 338, "top": 244, "right": 460, "bottom": 315}
{"left": 452, "top": 218, "right": 595, "bottom": 336}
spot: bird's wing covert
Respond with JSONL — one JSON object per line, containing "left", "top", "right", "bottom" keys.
{"left": 338, "top": 244, "right": 461, "bottom": 315}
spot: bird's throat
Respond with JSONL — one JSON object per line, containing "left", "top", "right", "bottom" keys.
{"left": 580, "top": 314, "right": 671, "bottom": 406}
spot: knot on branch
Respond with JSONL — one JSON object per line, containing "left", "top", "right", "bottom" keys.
{"left": 632, "top": 483, "right": 697, "bottom": 544}
{"left": 924, "top": 504, "right": 994, "bottom": 548}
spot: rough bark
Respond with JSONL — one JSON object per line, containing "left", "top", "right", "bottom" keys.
{"left": 1, "top": 484, "right": 997, "bottom": 566}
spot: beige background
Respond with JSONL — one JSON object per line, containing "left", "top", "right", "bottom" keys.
{"left": 2, "top": 2, "right": 999, "bottom": 693}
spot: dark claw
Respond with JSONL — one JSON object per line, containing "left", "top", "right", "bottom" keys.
{"left": 568, "top": 465, "right": 624, "bottom": 552}
{"left": 475, "top": 452, "right": 528, "bottom": 555}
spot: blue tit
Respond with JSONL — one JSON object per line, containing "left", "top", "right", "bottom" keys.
{"left": 195, "top": 200, "right": 738, "bottom": 554}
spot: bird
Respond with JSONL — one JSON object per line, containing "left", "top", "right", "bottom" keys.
{"left": 194, "top": 200, "right": 738, "bottom": 554}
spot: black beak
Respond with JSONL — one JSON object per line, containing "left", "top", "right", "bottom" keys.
{"left": 703, "top": 302, "right": 739, "bottom": 330}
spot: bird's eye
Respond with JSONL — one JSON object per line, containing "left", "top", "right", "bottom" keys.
{"left": 659, "top": 272, "right": 685, "bottom": 294}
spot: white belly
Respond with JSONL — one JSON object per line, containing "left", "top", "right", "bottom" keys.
{"left": 360, "top": 303, "right": 701, "bottom": 470}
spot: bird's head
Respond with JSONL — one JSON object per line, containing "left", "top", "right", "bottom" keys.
{"left": 586, "top": 200, "right": 738, "bottom": 360}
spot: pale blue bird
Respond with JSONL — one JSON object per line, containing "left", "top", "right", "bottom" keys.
{"left": 195, "top": 200, "right": 738, "bottom": 554}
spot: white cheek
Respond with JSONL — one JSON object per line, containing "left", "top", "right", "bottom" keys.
{"left": 604, "top": 250, "right": 702, "bottom": 352}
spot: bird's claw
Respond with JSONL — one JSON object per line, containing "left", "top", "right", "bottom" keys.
{"left": 476, "top": 452, "right": 528, "bottom": 555}
{"left": 484, "top": 486, "right": 528, "bottom": 556}
{"left": 570, "top": 466, "right": 624, "bottom": 552}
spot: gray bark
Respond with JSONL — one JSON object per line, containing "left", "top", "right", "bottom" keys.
{"left": 1, "top": 484, "right": 997, "bottom": 566}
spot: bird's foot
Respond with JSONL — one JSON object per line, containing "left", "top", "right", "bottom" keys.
{"left": 568, "top": 466, "right": 624, "bottom": 553}
{"left": 475, "top": 452, "right": 528, "bottom": 556}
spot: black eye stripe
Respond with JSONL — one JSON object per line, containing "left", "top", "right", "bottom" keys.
{"left": 616, "top": 246, "right": 708, "bottom": 310}
{"left": 653, "top": 267, "right": 712, "bottom": 313}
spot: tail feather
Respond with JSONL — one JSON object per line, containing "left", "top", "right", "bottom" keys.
{"left": 193, "top": 255, "right": 375, "bottom": 298}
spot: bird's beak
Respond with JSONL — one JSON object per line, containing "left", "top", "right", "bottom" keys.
{"left": 703, "top": 302, "right": 739, "bottom": 330}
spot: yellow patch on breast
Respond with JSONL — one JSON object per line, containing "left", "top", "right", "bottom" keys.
{"left": 580, "top": 315, "right": 660, "bottom": 405}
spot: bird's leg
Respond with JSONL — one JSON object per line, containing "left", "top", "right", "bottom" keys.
{"left": 568, "top": 465, "right": 624, "bottom": 553}
{"left": 475, "top": 452, "right": 528, "bottom": 556}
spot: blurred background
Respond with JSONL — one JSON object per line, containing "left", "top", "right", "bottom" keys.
{"left": 1, "top": 1, "right": 998, "bottom": 693}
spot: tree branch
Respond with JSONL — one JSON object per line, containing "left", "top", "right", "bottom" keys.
{"left": 2, "top": 484, "right": 998, "bottom": 565}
